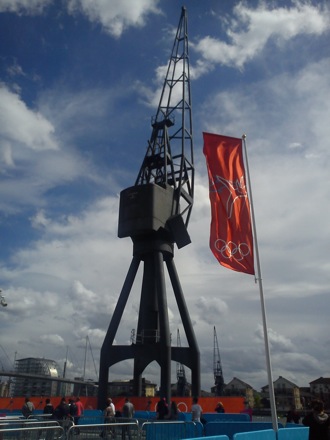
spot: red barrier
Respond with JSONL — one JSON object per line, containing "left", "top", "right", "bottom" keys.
{"left": 0, "top": 395, "right": 244, "bottom": 413}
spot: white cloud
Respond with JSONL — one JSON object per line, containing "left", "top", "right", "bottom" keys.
{"left": 195, "top": 296, "right": 228, "bottom": 324}
{"left": 6, "top": 60, "right": 26, "bottom": 77}
{"left": 0, "top": 85, "right": 58, "bottom": 152}
{"left": 31, "top": 210, "right": 51, "bottom": 229}
{"left": 255, "top": 325, "right": 294, "bottom": 352}
{"left": 67, "top": 0, "right": 161, "bottom": 38}
{"left": 193, "top": 1, "right": 330, "bottom": 69}
{"left": 0, "top": 85, "right": 106, "bottom": 214}
{"left": 39, "top": 334, "right": 65, "bottom": 346}
{"left": 0, "top": 0, "right": 52, "bottom": 14}
{"left": 0, "top": 141, "right": 14, "bottom": 167}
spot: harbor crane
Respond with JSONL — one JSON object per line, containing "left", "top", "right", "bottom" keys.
{"left": 176, "top": 329, "right": 188, "bottom": 396}
{"left": 98, "top": 7, "right": 200, "bottom": 408}
{"left": 214, "top": 326, "right": 225, "bottom": 395}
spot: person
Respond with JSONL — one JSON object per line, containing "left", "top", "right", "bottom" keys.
{"left": 145, "top": 400, "right": 152, "bottom": 411}
{"left": 22, "top": 397, "right": 35, "bottom": 418}
{"left": 104, "top": 398, "right": 116, "bottom": 422}
{"left": 100, "top": 398, "right": 116, "bottom": 438}
{"left": 122, "top": 397, "right": 135, "bottom": 440}
{"left": 302, "top": 399, "right": 330, "bottom": 440}
{"left": 215, "top": 401, "right": 225, "bottom": 413}
{"left": 191, "top": 397, "right": 203, "bottom": 423}
{"left": 286, "top": 405, "right": 300, "bottom": 424}
{"left": 69, "top": 398, "right": 78, "bottom": 422}
{"left": 122, "top": 397, "right": 134, "bottom": 419}
{"left": 167, "top": 401, "right": 179, "bottom": 420}
{"left": 54, "top": 397, "right": 70, "bottom": 421}
{"left": 75, "top": 397, "right": 84, "bottom": 426}
{"left": 240, "top": 401, "right": 253, "bottom": 421}
{"left": 53, "top": 397, "right": 71, "bottom": 435}
{"left": 42, "top": 398, "right": 54, "bottom": 440}
{"left": 156, "top": 397, "right": 168, "bottom": 420}
{"left": 43, "top": 398, "right": 54, "bottom": 417}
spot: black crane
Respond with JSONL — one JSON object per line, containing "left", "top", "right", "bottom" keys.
{"left": 98, "top": 7, "right": 200, "bottom": 408}
{"left": 214, "top": 326, "right": 225, "bottom": 396}
{"left": 176, "top": 329, "right": 188, "bottom": 396}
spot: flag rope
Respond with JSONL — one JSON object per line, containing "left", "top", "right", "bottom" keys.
{"left": 242, "top": 134, "right": 278, "bottom": 431}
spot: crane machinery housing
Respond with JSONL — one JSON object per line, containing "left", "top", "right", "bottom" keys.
{"left": 98, "top": 7, "right": 200, "bottom": 408}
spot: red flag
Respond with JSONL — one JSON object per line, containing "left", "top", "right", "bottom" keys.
{"left": 203, "top": 132, "right": 254, "bottom": 275}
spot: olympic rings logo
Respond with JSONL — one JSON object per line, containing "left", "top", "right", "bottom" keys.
{"left": 214, "top": 239, "right": 251, "bottom": 261}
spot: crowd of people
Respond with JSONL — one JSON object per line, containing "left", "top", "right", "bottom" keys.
{"left": 21, "top": 394, "right": 330, "bottom": 440}
{"left": 21, "top": 395, "right": 84, "bottom": 435}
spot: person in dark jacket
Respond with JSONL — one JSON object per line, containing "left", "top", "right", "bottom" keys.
{"left": 215, "top": 401, "right": 225, "bottom": 413}
{"left": 43, "top": 398, "right": 54, "bottom": 417}
{"left": 54, "top": 397, "right": 70, "bottom": 420}
{"left": 22, "top": 397, "right": 35, "bottom": 418}
{"left": 302, "top": 399, "right": 330, "bottom": 440}
{"left": 168, "top": 401, "right": 179, "bottom": 420}
{"left": 286, "top": 405, "right": 300, "bottom": 424}
{"left": 156, "top": 397, "right": 168, "bottom": 420}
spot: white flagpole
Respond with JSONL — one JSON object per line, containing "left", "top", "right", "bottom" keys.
{"left": 242, "top": 134, "right": 278, "bottom": 431}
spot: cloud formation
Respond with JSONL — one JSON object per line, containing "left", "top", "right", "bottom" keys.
{"left": 0, "top": 0, "right": 52, "bottom": 14}
{"left": 0, "top": 85, "right": 58, "bottom": 152}
{"left": 67, "top": 0, "right": 161, "bottom": 38}
{"left": 193, "top": 2, "right": 330, "bottom": 69}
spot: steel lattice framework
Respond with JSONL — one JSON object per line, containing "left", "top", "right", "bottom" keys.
{"left": 135, "top": 8, "right": 194, "bottom": 228}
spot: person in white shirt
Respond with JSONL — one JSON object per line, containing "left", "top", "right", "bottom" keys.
{"left": 191, "top": 397, "right": 203, "bottom": 423}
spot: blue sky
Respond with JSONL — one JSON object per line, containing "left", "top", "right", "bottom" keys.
{"left": 1, "top": 0, "right": 330, "bottom": 394}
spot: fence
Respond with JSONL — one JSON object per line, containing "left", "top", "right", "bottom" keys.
{"left": 0, "top": 419, "right": 201, "bottom": 439}
{"left": 0, "top": 425, "right": 64, "bottom": 439}
{"left": 185, "top": 427, "right": 309, "bottom": 440}
{"left": 0, "top": 414, "right": 309, "bottom": 440}
{"left": 141, "top": 420, "right": 202, "bottom": 439}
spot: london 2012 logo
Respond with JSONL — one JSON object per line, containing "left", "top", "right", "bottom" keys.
{"left": 212, "top": 174, "right": 252, "bottom": 262}
{"left": 214, "top": 239, "right": 251, "bottom": 261}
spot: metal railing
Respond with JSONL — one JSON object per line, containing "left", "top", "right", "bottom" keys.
{"left": 0, "top": 417, "right": 201, "bottom": 440}
{"left": 67, "top": 420, "right": 140, "bottom": 439}
{"left": 0, "top": 425, "right": 64, "bottom": 439}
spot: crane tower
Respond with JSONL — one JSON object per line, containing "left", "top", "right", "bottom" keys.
{"left": 214, "top": 326, "right": 225, "bottom": 395}
{"left": 98, "top": 7, "right": 200, "bottom": 408}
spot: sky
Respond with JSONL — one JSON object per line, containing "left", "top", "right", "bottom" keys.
{"left": 0, "top": 0, "right": 330, "bottom": 395}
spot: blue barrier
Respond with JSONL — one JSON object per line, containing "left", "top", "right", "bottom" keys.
{"left": 0, "top": 410, "right": 23, "bottom": 416}
{"left": 203, "top": 413, "right": 250, "bottom": 423}
{"left": 78, "top": 410, "right": 103, "bottom": 425}
{"left": 142, "top": 421, "right": 202, "bottom": 439}
{"left": 284, "top": 423, "right": 305, "bottom": 428}
{"left": 134, "top": 410, "right": 191, "bottom": 422}
{"left": 185, "top": 436, "right": 229, "bottom": 440}
{"left": 178, "top": 412, "right": 192, "bottom": 421}
{"left": 278, "top": 427, "right": 309, "bottom": 440}
{"left": 134, "top": 410, "right": 157, "bottom": 420}
{"left": 233, "top": 430, "right": 276, "bottom": 440}
{"left": 205, "top": 422, "right": 284, "bottom": 439}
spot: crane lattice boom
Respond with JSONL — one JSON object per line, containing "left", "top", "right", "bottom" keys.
{"left": 214, "top": 326, "right": 225, "bottom": 395}
{"left": 135, "top": 6, "right": 194, "bottom": 229}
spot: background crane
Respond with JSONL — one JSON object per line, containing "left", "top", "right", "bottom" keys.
{"left": 98, "top": 7, "right": 200, "bottom": 408}
{"left": 176, "top": 329, "right": 188, "bottom": 396}
{"left": 214, "top": 326, "right": 225, "bottom": 396}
